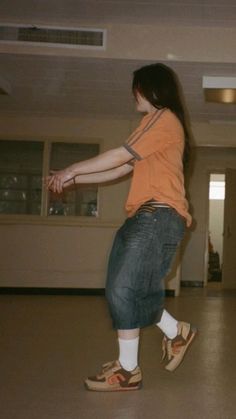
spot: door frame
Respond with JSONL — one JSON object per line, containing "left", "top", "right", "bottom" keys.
{"left": 205, "top": 170, "right": 225, "bottom": 286}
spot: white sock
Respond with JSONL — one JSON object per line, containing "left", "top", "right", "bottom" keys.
{"left": 118, "top": 337, "right": 139, "bottom": 371}
{"left": 156, "top": 309, "right": 178, "bottom": 339}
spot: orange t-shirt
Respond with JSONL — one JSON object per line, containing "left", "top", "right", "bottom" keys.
{"left": 123, "top": 108, "right": 192, "bottom": 226}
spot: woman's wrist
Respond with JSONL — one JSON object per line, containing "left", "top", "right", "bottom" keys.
{"left": 69, "top": 164, "right": 80, "bottom": 179}
{"left": 63, "top": 166, "right": 77, "bottom": 182}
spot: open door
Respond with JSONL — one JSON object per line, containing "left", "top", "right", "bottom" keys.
{"left": 222, "top": 169, "right": 236, "bottom": 288}
{"left": 208, "top": 173, "right": 225, "bottom": 285}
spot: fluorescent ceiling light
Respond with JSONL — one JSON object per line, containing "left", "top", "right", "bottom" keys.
{"left": 203, "top": 76, "right": 236, "bottom": 104}
{"left": 203, "top": 76, "right": 236, "bottom": 89}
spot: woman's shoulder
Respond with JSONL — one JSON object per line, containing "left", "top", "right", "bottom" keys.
{"left": 162, "top": 108, "right": 180, "bottom": 122}
{"left": 153, "top": 109, "right": 184, "bottom": 143}
{"left": 138, "top": 108, "right": 183, "bottom": 136}
{"left": 160, "top": 108, "right": 184, "bottom": 131}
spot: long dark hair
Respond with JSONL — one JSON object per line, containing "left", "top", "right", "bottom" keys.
{"left": 132, "top": 63, "right": 191, "bottom": 167}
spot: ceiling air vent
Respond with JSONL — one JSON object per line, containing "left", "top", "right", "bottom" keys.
{"left": 0, "top": 24, "right": 106, "bottom": 49}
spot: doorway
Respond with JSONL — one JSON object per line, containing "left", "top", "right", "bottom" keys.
{"left": 207, "top": 173, "right": 225, "bottom": 286}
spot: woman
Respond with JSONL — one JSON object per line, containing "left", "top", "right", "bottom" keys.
{"left": 47, "top": 63, "right": 197, "bottom": 392}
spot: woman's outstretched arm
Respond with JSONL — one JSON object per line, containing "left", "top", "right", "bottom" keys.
{"left": 63, "top": 163, "right": 133, "bottom": 187}
{"left": 46, "top": 146, "right": 133, "bottom": 193}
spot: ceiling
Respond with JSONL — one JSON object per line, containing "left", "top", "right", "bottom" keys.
{"left": 0, "top": 0, "right": 236, "bottom": 27}
{"left": 0, "top": 0, "right": 235, "bottom": 123}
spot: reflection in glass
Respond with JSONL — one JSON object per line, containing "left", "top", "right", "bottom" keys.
{"left": 48, "top": 142, "right": 99, "bottom": 217}
{"left": 0, "top": 140, "right": 43, "bottom": 215}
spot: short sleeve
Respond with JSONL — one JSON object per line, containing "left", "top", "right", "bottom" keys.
{"left": 123, "top": 109, "right": 183, "bottom": 160}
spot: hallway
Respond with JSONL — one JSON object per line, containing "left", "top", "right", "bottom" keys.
{"left": 0, "top": 287, "right": 235, "bottom": 419}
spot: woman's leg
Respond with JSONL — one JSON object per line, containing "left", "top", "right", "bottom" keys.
{"left": 156, "top": 309, "right": 178, "bottom": 339}
{"left": 118, "top": 328, "right": 140, "bottom": 371}
{"left": 84, "top": 327, "right": 142, "bottom": 391}
{"left": 84, "top": 219, "right": 144, "bottom": 392}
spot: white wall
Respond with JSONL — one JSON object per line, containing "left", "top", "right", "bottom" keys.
{"left": 0, "top": 224, "right": 119, "bottom": 288}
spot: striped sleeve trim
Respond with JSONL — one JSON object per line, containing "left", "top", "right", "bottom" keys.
{"left": 123, "top": 143, "right": 142, "bottom": 160}
{"left": 127, "top": 108, "right": 167, "bottom": 148}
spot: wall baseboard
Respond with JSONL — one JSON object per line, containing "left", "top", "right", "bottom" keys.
{"left": 0, "top": 287, "right": 106, "bottom": 296}
{"left": 180, "top": 281, "right": 204, "bottom": 288}
{"left": 0, "top": 287, "right": 176, "bottom": 297}
{"left": 165, "top": 289, "right": 175, "bottom": 297}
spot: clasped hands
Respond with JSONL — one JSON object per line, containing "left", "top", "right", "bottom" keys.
{"left": 45, "top": 169, "right": 75, "bottom": 194}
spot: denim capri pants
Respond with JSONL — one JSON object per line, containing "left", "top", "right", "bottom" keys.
{"left": 105, "top": 207, "right": 185, "bottom": 330}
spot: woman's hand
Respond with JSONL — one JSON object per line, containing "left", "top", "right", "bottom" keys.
{"left": 46, "top": 169, "right": 74, "bottom": 194}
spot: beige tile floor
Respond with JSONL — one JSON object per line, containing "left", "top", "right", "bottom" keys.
{"left": 0, "top": 285, "right": 235, "bottom": 419}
